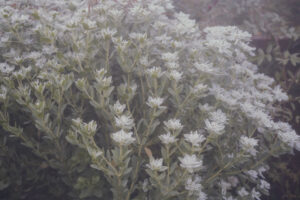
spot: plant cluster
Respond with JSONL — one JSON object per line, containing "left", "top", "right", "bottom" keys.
{"left": 0, "top": 0, "right": 299, "bottom": 200}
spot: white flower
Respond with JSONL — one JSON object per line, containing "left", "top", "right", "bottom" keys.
{"left": 205, "top": 119, "right": 225, "bottom": 135}
{"left": 179, "top": 154, "right": 203, "bottom": 173}
{"left": 168, "top": 70, "right": 182, "bottom": 82}
{"left": 197, "top": 190, "right": 207, "bottom": 200}
{"left": 277, "top": 129, "right": 300, "bottom": 149}
{"left": 146, "top": 96, "right": 165, "bottom": 109}
{"left": 192, "top": 83, "right": 208, "bottom": 94}
{"left": 245, "top": 170, "right": 258, "bottom": 179}
{"left": 162, "top": 52, "right": 178, "bottom": 63}
{"left": 185, "top": 176, "right": 202, "bottom": 194}
{"left": 220, "top": 180, "right": 231, "bottom": 196}
{"left": 0, "top": 86, "right": 7, "bottom": 101}
{"left": 111, "top": 130, "right": 135, "bottom": 146}
{"left": 100, "top": 27, "right": 117, "bottom": 39}
{"left": 194, "top": 62, "right": 216, "bottom": 74}
{"left": 87, "top": 147, "right": 103, "bottom": 159}
{"left": 210, "top": 109, "right": 227, "bottom": 125}
{"left": 0, "top": 63, "right": 14, "bottom": 74}
{"left": 240, "top": 136, "right": 258, "bottom": 156}
{"left": 184, "top": 131, "right": 205, "bottom": 147}
{"left": 159, "top": 132, "right": 178, "bottom": 145}
{"left": 238, "top": 187, "right": 249, "bottom": 197}
{"left": 251, "top": 188, "right": 261, "bottom": 200}
{"left": 146, "top": 67, "right": 164, "bottom": 78}
{"left": 146, "top": 158, "right": 167, "bottom": 172}
{"left": 164, "top": 119, "right": 183, "bottom": 131}
{"left": 113, "top": 101, "right": 126, "bottom": 115}
{"left": 115, "top": 114, "right": 134, "bottom": 130}
{"left": 259, "top": 180, "right": 270, "bottom": 191}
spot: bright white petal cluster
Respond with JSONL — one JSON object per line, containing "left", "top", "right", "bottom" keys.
{"left": 146, "top": 67, "right": 164, "bottom": 78}
{"left": 179, "top": 154, "right": 203, "bottom": 173}
{"left": 159, "top": 132, "right": 178, "bottom": 145}
{"left": 164, "top": 118, "right": 183, "bottom": 131}
{"left": 184, "top": 131, "right": 205, "bottom": 147}
{"left": 146, "top": 96, "right": 165, "bottom": 109}
{"left": 205, "top": 119, "right": 225, "bottom": 136}
{"left": 146, "top": 158, "right": 168, "bottom": 172}
{"left": 240, "top": 136, "right": 258, "bottom": 156}
{"left": 168, "top": 70, "right": 182, "bottom": 82}
{"left": 113, "top": 101, "right": 126, "bottom": 115}
{"left": 115, "top": 114, "right": 134, "bottom": 130}
{"left": 111, "top": 130, "right": 135, "bottom": 146}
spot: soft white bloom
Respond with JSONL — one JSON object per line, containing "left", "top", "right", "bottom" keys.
{"left": 197, "top": 190, "right": 207, "bottom": 200}
{"left": 146, "top": 67, "right": 164, "bottom": 78}
{"left": 168, "top": 70, "right": 182, "bottom": 82}
{"left": 205, "top": 119, "right": 225, "bottom": 135}
{"left": 238, "top": 187, "right": 249, "bottom": 197}
{"left": 220, "top": 180, "right": 231, "bottom": 196}
{"left": 146, "top": 158, "right": 167, "bottom": 172}
{"left": 115, "top": 114, "right": 134, "bottom": 130}
{"left": 165, "top": 61, "right": 179, "bottom": 69}
{"left": 87, "top": 147, "right": 103, "bottom": 159}
{"left": 259, "top": 180, "right": 270, "bottom": 191}
{"left": 227, "top": 176, "right": 239, "bottom": 187}
{"left": 251, "top": 188, "right": 261, "bottom": 200}
{"left": 245, "top": 170, "right": 258, "bottom": 179}
{"left": 194, "top": 62, "right": 216, "bottom": 74}
{"left": 84, "top": 120, "right": 97, "bottom": 134}
{"left": 0, "top": 63, "right": 14, "bottom": 74}
{"left": 210, "top": 109, "right": 227, "bottom": 125}
{"left": 174, "top": 12, "right": 197, "bottom": 34}
{"left": 192, "top": 83, "right": 208, "bottom": 94}
{"left": 0, "top": 86, "right": 7, "bottom": 100}
{"left": 257, "top": 166, "right": 268, "bottom": 178}
{"left": 146, "top": 96, "right": 165, "bottom": 109}
{"left": 179, "top": 154, "right": 203, "bottom": 173}
{"left": 164, "top": 119, "right": 183, "bottom": 131}
{"left": 277, "top": 129, "right": 300, "bottom": 149}
{"left": 113, "top": 101, "right": 126, "bottom": 115}
{"left": 159, "top": 132, "right": 178, "bottom": 145}
{"left": 100, "top": 28, "right": 117, "bottom": 39}
{"left": 162, "top": 52, "right": 178, "bottom": 63}
{"left": 199, "top": 103, "right": 214, "bottom": 112}
{"left": 185, "top": 176, "right": 202, "bottom": 195}
{"left": 111, "top": 130, "right": 135, "bottom": 146}
{"left": 240, "top": 136, "right": 258, "bottom": 156}
{"left": 184, "top": 131, "right": 205, "bottom": 147}
{"left": 129, "top": 32, "right": 147, "bottom": 41}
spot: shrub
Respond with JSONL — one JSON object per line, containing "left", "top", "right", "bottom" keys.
{"left": 0, "top": 0, "right": 299, "bottom": 199}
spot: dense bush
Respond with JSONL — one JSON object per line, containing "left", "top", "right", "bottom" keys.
{"left": 0, "top": 0, "right": 299, "bottom": 199}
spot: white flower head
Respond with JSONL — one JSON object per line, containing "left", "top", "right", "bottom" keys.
{"left": 238, "top": 187, "right": 249, "bottom": 197}
{"left": 168, "top": 70, "right": 182, "bottom": 82}
{"left": 111, "top": 130, "right": 135, "bottom": 146}
{"left": 209, "top": 109, "right": 227, "bottom": 125}
{"left": 164, "top": 118, "right": 183, "bottom": 131}
{"left": 100, "top": 27, "right": 117, "bottom": 39}
{"left": 179, "top": 154, "right": 203, "bottom": 173}
{"left": 113, "top": 101, "right": 126, "bottom": 115}
{"left": 146, "top": 158, "right": 168, "bottom": 172}
{"left": 0, "top": 63, "right": 14, "bottom": 74}
{"left": 205, "top": 119, "right": 225, "bottom": 135}
{"left": 146, "top": 67, "right": 164, "bottom": 78}
{"left": 159, "top": 132, "right": 178, "bottom": 145}
{"left": 185, "top": 175, "right": 202, "bottom": 194}
{"left": 192, "top": 83, "right": 208, "bottom": 94}
{"left": 184, "top": 131, "right": 205, "bottom": 147}
{"left": 115, "top": 114, "right": 134, "bottom": 130}
{"left": 146, "top": 96, "right": 165, "bottom": 109}
{"left": 162, "top": 52, "right": 178, "bottom": 63}
{"left": 240, "top": 136, "right": 258, "bottom": 156}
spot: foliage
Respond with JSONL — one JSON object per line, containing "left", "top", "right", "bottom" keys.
{"left": 0, "top": 0, "right": 299, "bottom": 200}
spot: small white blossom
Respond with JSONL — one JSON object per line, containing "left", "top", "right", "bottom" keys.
{"left": 146, "top": 96, "right": 165, "bottom": 109}
{"left": 210, "top": 109, "right": 227, "bottom": 125}
{"left": 240, "top": 136, "right": 258, "bottom": 156}
{"left": 205, "top": 119, "right": 225, "bottom": 135}
{"left": 111, "top": 130, "right": 135, "bottom": 146}
{"left": 146, "top": 158, "right": 168, "bottom": 172}
{"left": 259, "top": 180, "right": 270, "bottom": 191}
{"left": 185, "top": 176, "right": 202, "bottom": 194}
{"left": 168, "top": 70, "right": 182, "bottom": 82}
{"left": 164, "top": 119, "right": 183, "bottom": 131}
{"left": 192, "top": 83, "right": 208, "bottom": 94}
{"left": 238, "top": 187, "right": 249, "bottom": 197}
{"left": 251, "top": 188, "right": 261, "bottom": 200}
{"left": 179, "top": 154, "right": 203, "bottom": 173}
{"left": 115, "top": 114, "right": 134, "bottom": 130}
{"left": 0, "top": 86, "right": 7, "bottom": 101}
{"left": 100, "top": 28, "right": 117, "bottom": 39}
{"left": 0, "top": 63, "right": 14, "bottom": 74}
{"left": 113, "top": 101, "right": 126, "bottom": 115}
{"left": 146, "top": 67, "right": 164, "bottom": 78}
{"left": 245, "top": 170, "right": 258, "bottom": 179}
{"left": 184, "top": 131, "right": 205, "bottom": 147}
{"left": 162, "top": 52, "right": 178, "bottom": 63}
{"left": 159, "top": 132, "right": 178, "bottom": 145}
